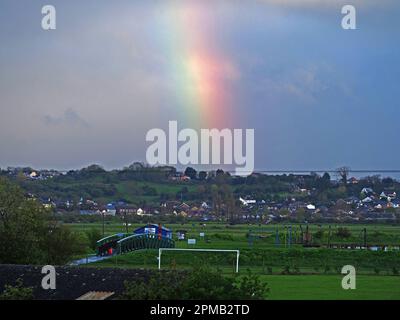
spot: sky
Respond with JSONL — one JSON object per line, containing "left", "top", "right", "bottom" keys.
{"left": 0, "top": 0, "right": 399, "bottom": 173}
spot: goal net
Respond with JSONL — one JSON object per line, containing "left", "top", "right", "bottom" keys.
{"left": 158, "top": 248, "right": 240, "bottom": 273}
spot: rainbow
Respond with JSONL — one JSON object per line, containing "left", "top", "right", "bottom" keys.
{"left": 159, "top": 2, "right": 237, "bottom": 129}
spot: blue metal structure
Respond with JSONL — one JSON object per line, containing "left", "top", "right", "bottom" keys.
{"left": 133, "top": 224, "right": 173, "bottom": 239}
{"left": 96, "top": 224, "right": 175, "bottom": 256}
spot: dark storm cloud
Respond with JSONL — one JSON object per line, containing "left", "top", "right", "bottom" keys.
{"left": 0, "top": 0, "right": 399, "bottom": 171}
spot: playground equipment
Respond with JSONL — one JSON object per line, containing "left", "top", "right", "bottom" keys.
{"left": 247, "top": 224, "right": 399, "bottom": 250}
{"left": 248, "top": 226, "right": 295, "bottom": 247}
{"left": 326, "top": 226, "right": 395, "bottom": 250}
{"left": 248, "top": 224, "right": 321, "bottom": 248}
{"left": 247, "top": 227, "right": 278, "bottom": 247}
{"left": 96, "top": 224, "right": 175, "bottom": 256}
{"left": 302, "top": 224, "right": 313, "bottom": 247}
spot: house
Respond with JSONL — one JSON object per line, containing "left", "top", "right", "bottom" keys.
{"left": 387, "top": 191, "right": 397, "bottom": 199}
{"left": 65, "top": 200, "right": 74, "bottom": 208}
{"left": 299, "top": 189, "right": 311, "bottom": 195}
{"left": 380, "top": 192, "right": 388, "bottom": 200}
{"left": 78, "top": 199, "right": 98, "bottom": 210}
{"left": 201, "top": 202, "right": 210, "bottom": 209}
{"left": 41, "top": 199, "right": 55, "bottom": 209}
{"left": 178, "top": 211, "right": 188, "bottom": 217}
{"left": 106, "top": 203, "right": 117, "bottom": 216}
{"left": 380, "top": 191, "right": 397, "bottom": 200}
{"left": 306, "top": 204, "right": 316, "bottom": 210}
{"left": 160, "top": 201, "right": 181, "bottom": 213}
{"left": 348, "top": 177, "right": 359, "bottom": 184}
{"left": 362, "top": 196, "right": 373, "bottom": 203}
{"left": 80, "top": 210, "right": 100, "bottom": 216}
{"left": 116, "top": 205, "right": 136, "bottom": 216}
{"left": 190, "top": 206, "right": 200, "bottom": 215}
{"left": 239, "top": 197, "right": 256, "bottom": 206}
{"left": 361, "top": 187, "right": 374, "bottom": 196}
{"left": 169, "top": 173, "right": 191, "bottom": 181}
{"left": 345, "top": 196, "right": 359, "bottom": 205}
{"left": 29, "top": 171, "right": 39, "bottom": 179}
{"left": 179, "top": 203, "right": 190, "bottom": 212}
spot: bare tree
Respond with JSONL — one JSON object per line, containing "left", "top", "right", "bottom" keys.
{"left": 336, "top": 166, "right": 350, "bottom": 185}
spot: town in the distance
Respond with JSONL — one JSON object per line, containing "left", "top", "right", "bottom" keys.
{"left": 3, "top": 164, "right": 399, "bottom": 224}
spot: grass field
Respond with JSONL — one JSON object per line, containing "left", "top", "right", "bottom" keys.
{"left": 84, "top": 253, "right": 400, "bottom": 299}
{"left": 113, "top": 181, "right": 197, "bottom": 204}
{"left": 66, "top": 221, "right": 400, "bottom": 300}
{"left": 21, "top": 176, "right": 200, "bottom": 205}
{"left": 261, "top": 275, "right": 400, "bottom": 300}
{"left": 68, "top": 221, "right": 400, "bottom": 248}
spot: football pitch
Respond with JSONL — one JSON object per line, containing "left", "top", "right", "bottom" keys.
{"left": 68, "top": 221, "right": 400, "bottom": 300}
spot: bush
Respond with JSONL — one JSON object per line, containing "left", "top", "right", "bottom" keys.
{"left": 314, "top": 230, "right": 324, "bottom": 239}
{"left": 336, "top": 227, "right": 351, "bottom": 239}
{"left": 0, "top": 279, "right": 33, "bottom": 300}
{"left": 121, "top": 267, "right": 269, "bottom": 300}
{"left": 213, "top": 233, "right": 234, "bottom": 241}
{"left": 264, "top": 266, "right": 273, "bottom": 275}
{"left": 86, "top": 228, "right": 103, "bottom": 251}
{"left": 121, "top": 271, "right": 182, "bottom": 300}
{"left": 281, "top": 265, "right": 290, "bottom": 275}
{"left": 324, "top": 265, "right": 331, "bottom": 274}
{"left": 0, "top": 178, "right": 85, "bottom": 265}
{"left": 234, "top": 270, "right": 269, "bottom": 299}
{"left": 44, "top": 225, "right": 87, "bottom": 264}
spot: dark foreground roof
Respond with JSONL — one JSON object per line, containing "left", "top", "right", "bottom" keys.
{"left": 0, "top": 265, "right": 159, "bottom": 300}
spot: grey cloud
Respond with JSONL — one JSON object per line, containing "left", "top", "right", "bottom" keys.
{"left": 0, "top": 1, "right": 399, "bottom": 170}
{"left": 252, "top": 64, "right": 337, "bottom": 106}
{"left": 257, "top": 0, "right": 397, "bottom": 10}
{"left": 43, "top": 108, "right": 90, "bottom": 128}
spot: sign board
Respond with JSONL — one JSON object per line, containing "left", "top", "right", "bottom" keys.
{"left": 188, "top": 239, "right": 196, "bottom": 245}
{"left": 145, "top": 227, "right": 156, "bottom": 234}
{"left": 199, "top": 232, "right": 205, "bottom": 237}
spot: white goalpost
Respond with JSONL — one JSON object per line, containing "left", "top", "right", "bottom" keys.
{"left": 158, "top": 248, "right": 240, "bottom": 273}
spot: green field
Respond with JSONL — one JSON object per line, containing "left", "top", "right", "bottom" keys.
{"left": 262, "top": 275, "right": 400, "bottom": 300}
{"left": 22, "top": 176, "right": 199, "bottom": 205}
{"left": 68, "top": 221, "right": 400, "bottom": 249}
{"left": 84, "top": 251, "right": 400, "bottom": 299}
{"left": 67, "top": 221, "right": 400, "bottom": 300}
{"left": 113, "top": 181, "right": 198, "bottom": 204}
